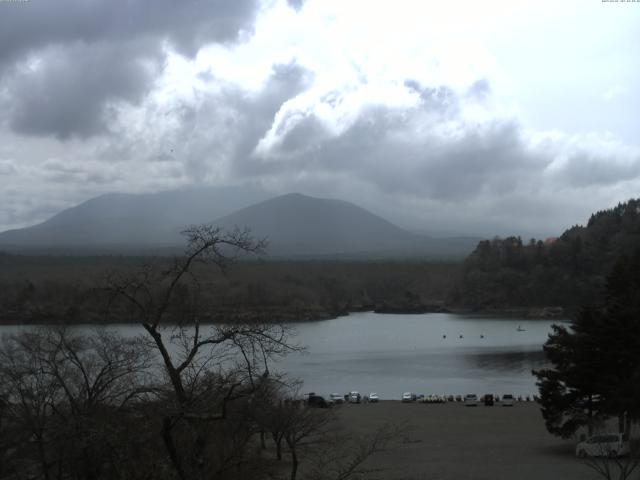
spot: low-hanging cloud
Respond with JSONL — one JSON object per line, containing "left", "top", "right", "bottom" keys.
{"left": 0, "top": 0, "right": 260, "bottom": 139}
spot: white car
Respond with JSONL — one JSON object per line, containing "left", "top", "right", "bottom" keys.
{"left": 368, "top": 392, "right": 379, "bottom": 403}
{"left": 576, "top": 433, "right": 630, "bottom": 458}
{"left": 501, "top": 394, "right": 515, "bottom": 406}
{"left": 464, "top": 394, "right": 478, "bottom": 406}
{"left": 402, "top": 392, "right": 414, "bottom": 402}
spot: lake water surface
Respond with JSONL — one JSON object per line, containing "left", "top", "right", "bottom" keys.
{"left": 275, "top": 312, "right": 562, "bottom": 399}
{"left": 0, "top": 312, "right": 564, "bottom": 400}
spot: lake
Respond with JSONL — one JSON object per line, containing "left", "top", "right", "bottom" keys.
{"left": 275, "top": 312, "right": 562, "bottom": 399}
{"left": 0, "top": 312, "right": 564, "bottom": 400}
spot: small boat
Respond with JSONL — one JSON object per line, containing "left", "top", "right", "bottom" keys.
{"left": 517, "top": 325, "right": 526, "bottom": 332}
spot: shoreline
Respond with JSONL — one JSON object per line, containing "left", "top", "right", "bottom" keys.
{"left": 0, "top": 305, "right": 568, "bottom": 326}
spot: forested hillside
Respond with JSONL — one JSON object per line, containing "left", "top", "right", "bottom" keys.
{"left": 452, "top": 199, "right": 640, "bottom": 312}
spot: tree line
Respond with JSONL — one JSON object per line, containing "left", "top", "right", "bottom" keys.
{"left": 453, "top": 198, "right": 640, "bottom": 311}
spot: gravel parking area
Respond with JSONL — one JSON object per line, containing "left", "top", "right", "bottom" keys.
{"left": 333, "top": 401, "right": 612, "bottom": 480}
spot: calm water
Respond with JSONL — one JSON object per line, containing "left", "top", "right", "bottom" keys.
{"left": 0, "top": 312, "right": 564, "bottom": 400}
{"left": 275, "top": 312, "right": 562, "bottom": 399}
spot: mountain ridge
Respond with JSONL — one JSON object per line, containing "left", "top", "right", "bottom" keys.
{"left": 0, "top": 189, "right": 479, "bottom": 258}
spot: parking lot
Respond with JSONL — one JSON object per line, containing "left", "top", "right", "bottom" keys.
{"left": 333, "top": 401, "right": 626, "bottom": 480}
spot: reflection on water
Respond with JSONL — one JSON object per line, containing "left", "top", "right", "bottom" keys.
{"left": 275, "top": 312, "right": 561, "bottom": 399}
{"left": 0, "top": 312, "right": 562, "bottom": 400}
{"left": 462, "top": 348, "right": 548, "bottom": 373}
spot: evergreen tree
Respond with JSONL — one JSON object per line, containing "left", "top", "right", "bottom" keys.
{"left": 533, "top": 250, "right": 640, "bottom": 438}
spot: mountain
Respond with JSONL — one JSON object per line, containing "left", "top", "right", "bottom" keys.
{"left": 0, "top": 186, "right": 270, "bottom": 251}
{"left": 214, "top": 193, "right": 478, "bottom": 257}
{"left": 0, "top": 190, "right": 479, "bottom": 258}
{"left": 214, "top": 193, "right": 407, "bottom": 256}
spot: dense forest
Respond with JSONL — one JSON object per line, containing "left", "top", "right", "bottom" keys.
{"left": 452, "top": 199, "right": 640, "bottom": 313}
{"left": 0, "top": 255, "right": 458, "bottom": 325}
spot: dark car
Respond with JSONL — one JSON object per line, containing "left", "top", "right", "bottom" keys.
{"left": 307, "top": 395, "right": 331, "bottom": 408}
{"left": 483, "top": 394, "right": 494, "bottom": 406}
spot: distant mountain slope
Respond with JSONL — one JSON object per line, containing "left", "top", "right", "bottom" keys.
{"left": 213, "top": 193, "right": 424, "bottom": 256}
{"left": 453, "top": 198, "right": 640, "bottom": 311}
{"left": 0, "top": 190, "right": 479, "bottom": 258}
{"left": 0, "top": 186, "right": 269, "bottom": 250}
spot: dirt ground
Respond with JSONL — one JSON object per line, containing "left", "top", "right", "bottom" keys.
{"left": 331, "top": 401, "right": 620, "bottom": 480}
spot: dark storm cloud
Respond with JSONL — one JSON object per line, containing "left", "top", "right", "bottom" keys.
{"left": 232, "top": 63, "right": 315, "bottom": 161}
{"left": 178, "top": 62, "right": 314, "bottom": 179}
{"left": 0, "top": 0, "right": 259, "bottom": 65}
{"left": 6, "top": 41, "right": 162, "bottom": 139}
{"left": 0, "top": 0, "right": 260, "bottom": 139}
{"left": 95, "top": 61, "right": 314, "bottom": 184}
{"left": 293, "top": 115, "right": 536, "bottom": 200}
{"left": 239, "top": 79, "right": 552, "bottom": 203}
{"left": 553, "top": 151, "right": 640, "bottom": 188}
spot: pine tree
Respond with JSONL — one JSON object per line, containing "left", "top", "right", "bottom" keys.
{"left": 533, "top": 250, "right": 640, "bottom": 438}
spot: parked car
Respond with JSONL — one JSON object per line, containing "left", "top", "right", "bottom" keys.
{"left": 501, "top": 394, "right": 515, "bottom": 406}
{"left": 307, "top": 395, "right": 331, "bottom": 408}
{"left": 368, "top": 392, "right": 379, "bottom": 403}
{"left": 576, "top": 433, "right": 630, "bottom": 458}
{"left": 483, "top": 394, "right": 494, "bottom": 406}
{"left": 349, "top": 391, "right": 361, "bottom": 403}
{"left": 330, "top": 393, "right": 344, "bottom": 404}
{"left": 402, "top": 392, "right": 415, "bottom": 402}
{"left": 464, "top": 394, "right": 478, "bottom": 406}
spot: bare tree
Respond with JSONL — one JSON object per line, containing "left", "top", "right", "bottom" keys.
{"left": 281, "top": 404, "right": 333, "bottom": 480}
{"left": 0, "top": 327, "right": 155, "bottom": 480}
{"left": 105, "top": 225, "right": 302, "bottom": 480}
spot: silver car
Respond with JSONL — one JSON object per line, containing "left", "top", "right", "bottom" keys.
{"left": 464, "top": 394, "right": 478, "bottom": 406}
{"left": 501, "top": 394, "right": 515, "bottom": 406}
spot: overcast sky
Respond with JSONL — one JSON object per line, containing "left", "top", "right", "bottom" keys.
{"left": 0, "top": 0, "right": 639, "bottom": 238}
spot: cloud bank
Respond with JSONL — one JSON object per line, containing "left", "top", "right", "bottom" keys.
{"left": 0, "top": 0, "right": 639, "bottom": 239}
